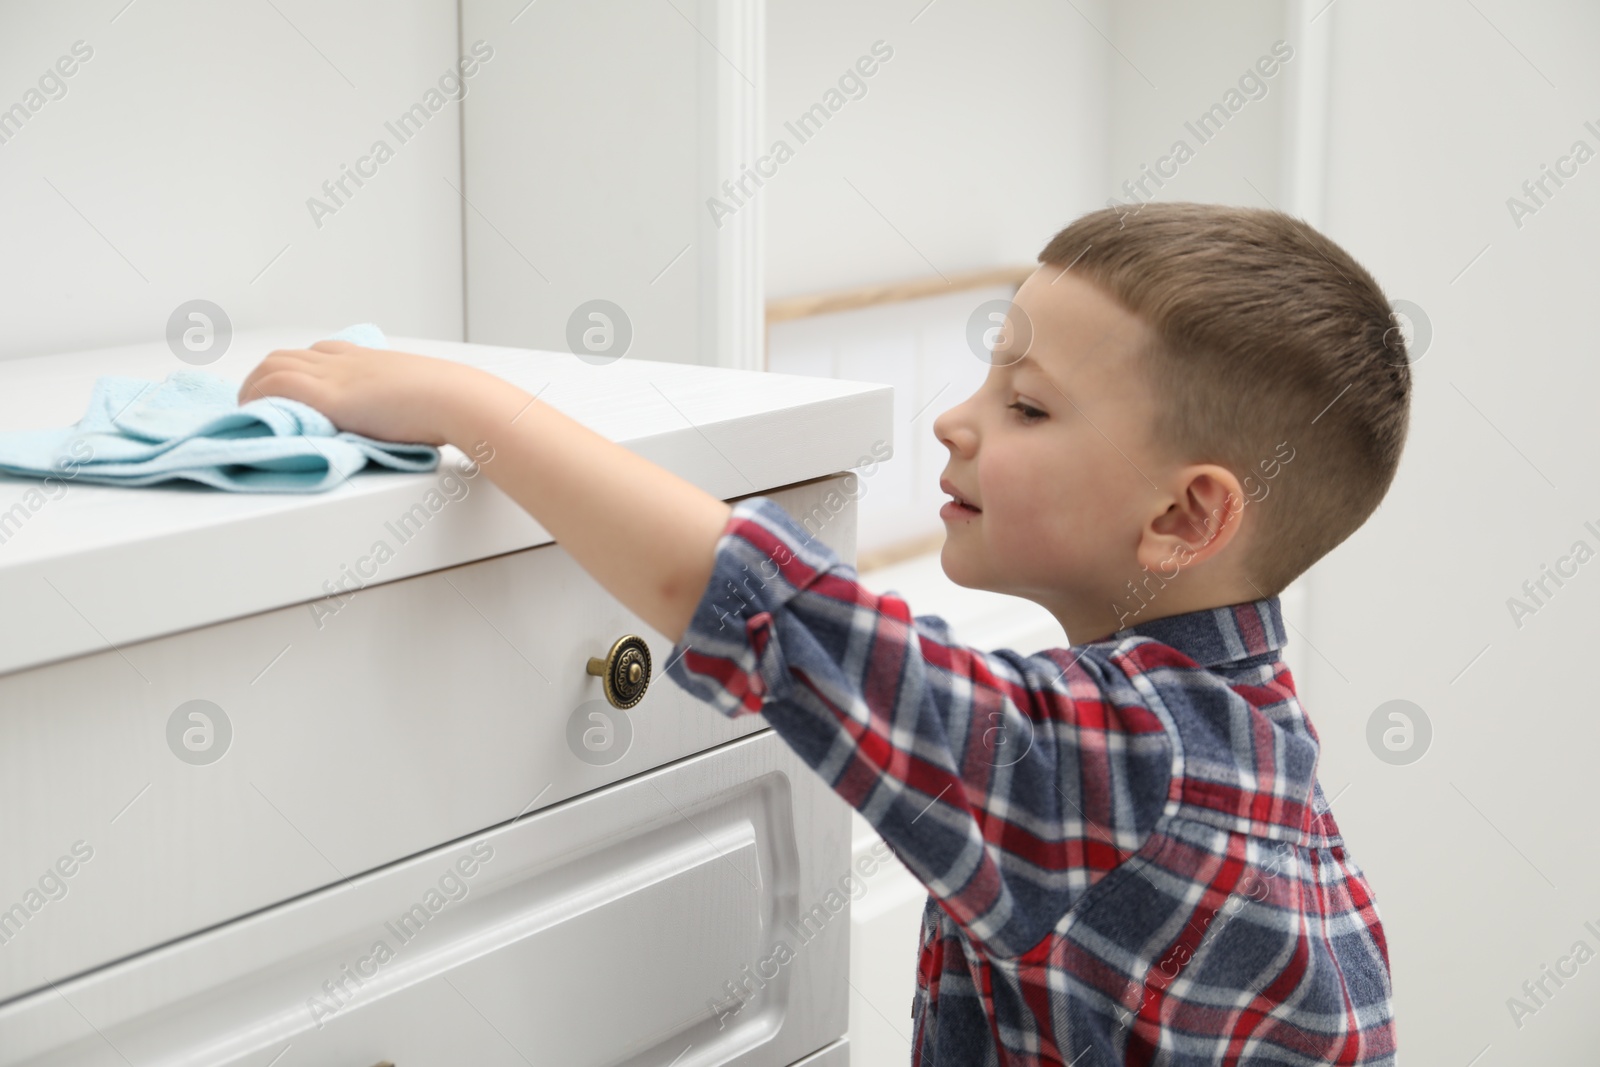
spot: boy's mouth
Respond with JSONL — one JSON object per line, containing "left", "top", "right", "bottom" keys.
{"left": 940, "top": 478, "right": 981, "bottom": 513}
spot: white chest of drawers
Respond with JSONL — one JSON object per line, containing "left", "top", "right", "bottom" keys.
{"left": 0, "top": 333, "right": 891, "bottom": 1067}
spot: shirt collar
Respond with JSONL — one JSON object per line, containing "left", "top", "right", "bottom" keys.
{"left": 1111, "top": 596, "right": 1288, "bottom": 668}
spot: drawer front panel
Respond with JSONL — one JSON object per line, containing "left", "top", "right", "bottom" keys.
{"left": 0, "top": 730, "right": 852, "bottom": 1067}
{"left": 0, "top": 477, "right": 857, "bottom": 1003}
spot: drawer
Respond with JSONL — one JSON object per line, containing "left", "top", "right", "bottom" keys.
{"left": 0, "top": 729, "right": 852, "bottom": 1066}
{"left": 0, "top": 476, "right": 857, "bottom": 1003}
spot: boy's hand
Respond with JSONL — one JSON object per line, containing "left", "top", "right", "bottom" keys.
{"left": 235, "top": 340, "right": 484, "bottom": 447}
{"left": 237, "top": 334, "right": 733, "bottom": 643}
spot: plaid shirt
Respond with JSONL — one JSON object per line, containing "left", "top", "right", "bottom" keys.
{"left": 666, "top": 496, "right": 1396, "bottom": 1066}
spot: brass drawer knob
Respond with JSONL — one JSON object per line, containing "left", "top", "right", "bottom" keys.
{"left": 586, "top": 634, "right": 652, "bottom": 710}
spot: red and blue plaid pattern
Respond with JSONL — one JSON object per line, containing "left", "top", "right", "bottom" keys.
{"left": 666, "top": 496, "right": 1396, "bottom": 1065}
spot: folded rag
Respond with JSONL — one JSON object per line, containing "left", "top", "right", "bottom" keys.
{"left": 0, "top": 323, "right": 440, "bottom": 493}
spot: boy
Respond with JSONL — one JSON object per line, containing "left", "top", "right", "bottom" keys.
{"left": 238, "top": 201, "right": 1405, "bottom": 1065}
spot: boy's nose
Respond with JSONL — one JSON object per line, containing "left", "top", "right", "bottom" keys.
{"left": 933, "top": 403, "right": 977, "bottom": 457}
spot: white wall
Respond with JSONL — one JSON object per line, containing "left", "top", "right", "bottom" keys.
{"left": 458, "top": 0, "right": 764, "bottom": 369}
{"left": 763, "top": 0, "right": 1111, "bottom": 298}
{"left": 1308, "top": 2, "right": 1600, "bottom": 1063}
{"left": 1107, "top": 1, "right": 1290, "bottom": 210}
{"left": 459, "top": 0, "right": 703, "bottom": 363}
{"left": 0, "top": 0, "right": 465, "bottom": 362}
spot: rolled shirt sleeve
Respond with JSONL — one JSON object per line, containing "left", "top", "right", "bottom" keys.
{"left": 664, "top": 495, "right": 1172, "bottom": 959}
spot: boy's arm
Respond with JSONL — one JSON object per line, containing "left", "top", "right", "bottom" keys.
{"left": 237, "top": 344, "right": 731, "bottom": 644}
{"left": 435, "top": 369, "right": 734, "bottom": 644}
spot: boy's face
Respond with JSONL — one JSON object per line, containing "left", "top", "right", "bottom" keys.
{"left": 932, "top": 267, "right": 1179, "bottom": 642}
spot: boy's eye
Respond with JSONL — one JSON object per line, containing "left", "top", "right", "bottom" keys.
{"left": 1008, "top": 401, "right": 1046, "bottom": 423}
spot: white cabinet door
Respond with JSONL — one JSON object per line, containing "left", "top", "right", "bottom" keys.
{"left": 0, "top": 730, "right": 851, "bottom": 1067}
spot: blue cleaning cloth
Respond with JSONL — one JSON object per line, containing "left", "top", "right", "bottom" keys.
{"left": 0, "top": 323, "right": 440, "bottom": 493}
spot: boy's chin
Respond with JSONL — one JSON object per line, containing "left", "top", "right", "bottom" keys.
{"left": 938, "top": 544, "right": 983, "bottom": 591}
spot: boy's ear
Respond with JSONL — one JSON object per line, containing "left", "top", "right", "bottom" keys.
{"left": 1137, "top": 464, "right": 1247, "bottom": 574}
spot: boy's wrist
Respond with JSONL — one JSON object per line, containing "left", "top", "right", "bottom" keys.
{"left": 435, "top": 364, "right": 532, "bottom": 452}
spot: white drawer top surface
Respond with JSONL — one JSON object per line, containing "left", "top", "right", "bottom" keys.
{"left": 0, "top": 331, "right": 892, "bottom": 676}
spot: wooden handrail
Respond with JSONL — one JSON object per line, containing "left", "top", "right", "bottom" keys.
{"left": 765, "top": 265, "right": 1035, "bottom": 324}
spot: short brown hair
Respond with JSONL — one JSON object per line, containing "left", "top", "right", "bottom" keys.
{"left": 1037, "top": 202, "right": 1411, "bottom": 595}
